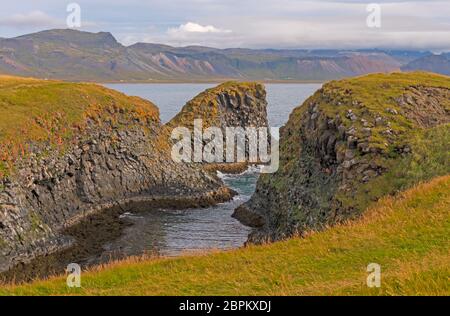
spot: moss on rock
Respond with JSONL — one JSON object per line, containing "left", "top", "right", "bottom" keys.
{"left": 235, "top": 72, "right": 450, "bottom": 242}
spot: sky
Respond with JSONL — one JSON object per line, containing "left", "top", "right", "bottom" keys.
{"left": 0, "top": 0, "right": 449, "bottom": 51}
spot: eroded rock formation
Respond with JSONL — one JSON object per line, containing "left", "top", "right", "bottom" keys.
{"left": 0, "top": 77, "right": 268, "bottom": 272}
{"left": 167, "top": 81, "right": 269, "bottom": 173}
{"left": 234, "top": 72, "right": 450, "bottom": 243}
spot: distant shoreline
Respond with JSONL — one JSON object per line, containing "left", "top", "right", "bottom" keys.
{"left": 98, "top": 79, "right": 327, "bottom": 84}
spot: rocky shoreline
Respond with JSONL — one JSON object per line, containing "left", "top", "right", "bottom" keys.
{"left": 0, "top": 78, "right": 268, "bottom": 276}
{"left": 0, "top": 187, "right": 239, "bottom": 283}
{"left": 0, "top": 122, "right": 233, "bottom": 274}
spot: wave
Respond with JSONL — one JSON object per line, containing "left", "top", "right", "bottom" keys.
{"left": 216, "top": 164, "right": 263, "bottom": 179}
{"left": 119, "top": 212, "right": 144, "bottom": 219}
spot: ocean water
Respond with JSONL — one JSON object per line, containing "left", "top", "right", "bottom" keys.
{"left": 104, "top": 83, "right": 321, "bottom": 127}
{"left": 100, "top": 83, "right": 321, "bottom": 257}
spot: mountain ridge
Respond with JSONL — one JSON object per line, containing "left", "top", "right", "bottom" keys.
{"left": 402, "top": 54, "right": 450, "bottom": 75}
{"left": 0, "top": 29, "right": 444, "bottom": 82}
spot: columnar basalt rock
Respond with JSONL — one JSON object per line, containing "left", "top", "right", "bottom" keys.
{"left": 0, "top": 113, "right": 230, "bottom": 273}
{"left": 167, "top": 81, "right": 269, "bottom": 173}
{"left": 168, "top": 81, "right": 268, "bottom": 131}
{"left": 0, "top": 77, "right": 268, "bottom": 273}
{"left": 234, "top": 72, "right": 450, "bottom": 243}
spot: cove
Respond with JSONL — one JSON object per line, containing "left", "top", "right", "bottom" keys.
{"left": 0, "top": 83, "right": 321, "bottom": 283}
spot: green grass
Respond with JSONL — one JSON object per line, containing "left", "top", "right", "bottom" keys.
{"left": 328, "top": 72, "right": 450, "bottom": 215}
{"left": 349, "top": 124, "right": 450, "bottom": 209}
{"left": 299, "top": 71, "right": 450, "bottom": 155}
{"left": 0, "top": 75, "right": 159, "bottom": 177}
{"left": 1, "top": 175, "right": 448, "bottom": 296}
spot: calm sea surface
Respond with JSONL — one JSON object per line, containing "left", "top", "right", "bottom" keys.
{"left": 100, "top": 83, "right": 321, "bottom": 257}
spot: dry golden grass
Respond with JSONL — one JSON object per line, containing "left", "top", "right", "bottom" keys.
{"left": 1, "top": 175, "right": 448, "bottom": 296}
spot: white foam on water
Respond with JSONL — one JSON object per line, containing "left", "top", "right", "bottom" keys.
{"left": 216, "top": 164, "right": 262, "bottom": 180}
{"left": 119, "top": 212, "right": 144, "bottom": 219}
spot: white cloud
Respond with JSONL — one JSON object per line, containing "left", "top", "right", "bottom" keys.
{"left": 163, "top": 22, "right": 233, "bottom": 46}
{"left": 1, "top": 1, "right": 449, "bottom": 50}
{"left": 0, "top": 11, "right": 62, "bottom": 28}
{"left": 168, "top": 22, "right": 231, "bottom": 35}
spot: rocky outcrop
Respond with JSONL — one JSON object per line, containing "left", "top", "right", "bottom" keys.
{"left": 168, "top": 81, "right": 267, "bottom": 130}
{"left": 167, "top": 81, "right": 269, "bottom": 173}
{"left": 0, "top": 122, "right": 232, "bottom": 272}
{"left": 234, "top": 72, "right": 450, "bottom": 243}
{"left": 0, "top": 77, "right": 267, "bottom": 273}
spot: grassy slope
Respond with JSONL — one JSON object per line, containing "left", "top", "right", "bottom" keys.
{"left": 2, "top": 175, "right": 448, "bottom": 296}
{"left": 0, "top": 75, "right": 159, "bottom": 177}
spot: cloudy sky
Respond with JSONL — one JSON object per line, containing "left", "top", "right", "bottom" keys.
{"left": 0, "top": 0, "right": 449, "bottom": 51}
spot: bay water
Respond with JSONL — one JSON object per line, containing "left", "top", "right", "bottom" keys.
{"left": 99, "top": 83, "right": 321, "bottom": 257}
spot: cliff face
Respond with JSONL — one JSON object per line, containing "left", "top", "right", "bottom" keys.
{"left": 234, "top": 72, "right": 450, "bottom": 242}
{"left": 0, "top": 77, "right": 266, "bottom": 272}
{"left": 167, "top": 81, "right": 269, "bottom": 173}
{"left": 168, "top": 82, "right": 267, "bottom": 129}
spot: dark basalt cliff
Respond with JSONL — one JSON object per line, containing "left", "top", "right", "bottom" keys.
{"left": 168, "top": 82, "right": 267, "bottom": 129}
{"left": 234, "top": 72, "right": 450, "bottom": 242}
{"left": 167, "top": 81, "right": 269, "bottom": 173}
{"left": 0, "top": 76, "right": 267, "bottom": 272}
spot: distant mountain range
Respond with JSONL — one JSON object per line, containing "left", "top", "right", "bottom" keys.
{"left": 0, "top": 29, "right": 447, "bottom": 82}
{"left": 401, "top": 53, "right": 450, "bottom": 76}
